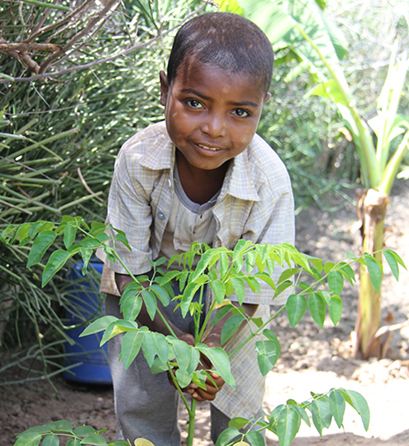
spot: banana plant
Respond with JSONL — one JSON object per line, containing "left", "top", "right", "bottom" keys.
{"left": 291, "top": 39, "right": 409, "bottom": 360}
{"left": 2, "top": 216, "right": 406, "bottom": 446}
{"left": 222, "top": 0, "right": 409, "bottom": 360}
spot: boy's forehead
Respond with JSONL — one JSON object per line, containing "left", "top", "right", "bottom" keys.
{"left": 173, "top": 56, "right": 266, "bottom": 99}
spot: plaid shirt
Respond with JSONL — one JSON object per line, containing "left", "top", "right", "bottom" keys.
{"left": 97, "top": 121, "right": 294, "bottom": 419}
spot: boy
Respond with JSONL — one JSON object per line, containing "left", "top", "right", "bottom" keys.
{"left": 97, "top": 12, "right": 294, "bottom": 446}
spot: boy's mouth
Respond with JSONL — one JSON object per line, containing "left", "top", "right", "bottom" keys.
{"left": 197, "top": 143, "right": 222, "bottom": 152}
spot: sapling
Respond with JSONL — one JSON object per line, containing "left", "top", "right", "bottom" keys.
{"left": 2, "top": 216, "right": 406, "bottom": 446}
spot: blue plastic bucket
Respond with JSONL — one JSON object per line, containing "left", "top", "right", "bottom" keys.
{"left": 63, "top": 259, "right": 112, "bottom": 384}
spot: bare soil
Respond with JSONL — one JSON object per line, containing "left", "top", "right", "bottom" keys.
{"left": 1, "top": 181, "right": 409, "bottom": 446}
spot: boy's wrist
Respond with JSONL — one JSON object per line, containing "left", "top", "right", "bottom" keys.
{"left": 204, "top": 332, "right": 222, "bottom": 348}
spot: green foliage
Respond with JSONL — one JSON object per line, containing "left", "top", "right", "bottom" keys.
{"left": 0, "top": 0, "right": 212, "bottom": 382}
{"left": 14, "top": 421, "right": 127, "bottom": 446}
{"left": 3, "top": 216, "right": 405, "bottom": 445}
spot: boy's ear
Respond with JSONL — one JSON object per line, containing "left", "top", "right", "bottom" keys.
{"left": 159, "top": 70, "right": 169, "bottom": 106}
{"left": 263, "top": 92, "right": 271, "bottom": 104}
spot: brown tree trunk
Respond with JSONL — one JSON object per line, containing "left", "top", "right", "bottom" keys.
{"left": 353, "top": 189, "right": 388, "bottom": 359}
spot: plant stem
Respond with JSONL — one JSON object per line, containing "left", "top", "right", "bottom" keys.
{"left": 186, "top": 398, "right": 197, "bottom": 446}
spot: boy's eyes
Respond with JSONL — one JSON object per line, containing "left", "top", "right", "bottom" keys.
{"left": 186, "top": 99, "right": 204, "bottom": 109}
{"left": 185, "top": 99, "right": 251, "bottom": 118}
{"left": 233, "top": 108, "right": 250, "bottom": 118}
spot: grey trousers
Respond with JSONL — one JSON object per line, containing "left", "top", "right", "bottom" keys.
{"left": 105, "top": 293, "right": 265, "bottom": 445}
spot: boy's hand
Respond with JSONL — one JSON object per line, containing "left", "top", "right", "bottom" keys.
{"left": 186, "top": 334, "right": 225, "bottom": 402}
{"left": 167, "top": 333, "right": 225, "bottom": 401}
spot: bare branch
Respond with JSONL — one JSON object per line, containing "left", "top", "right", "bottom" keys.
{"left": 39, "top": 0, "right": 120, "bottom": 74}
{"left": 77, "top": 168, "right": 104, "bottom": 203}
{"left": 0, "top": 43, "right": 62, "bottom": 52}
{"left": 24, "top": 0, "right": 96, "bottom": 43}
{"left": 0, "top": 4, "right": 207, "bottom": 84}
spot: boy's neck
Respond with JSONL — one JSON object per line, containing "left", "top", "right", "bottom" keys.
{"left": 176, "top": 149, "right": 229, "bottom": 205}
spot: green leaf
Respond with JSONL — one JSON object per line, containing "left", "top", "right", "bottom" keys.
{"left": 255, "top": 272, "right": 277, "bottom": 291}
{"left": 141, "top": 290, "right": 157, "bottom": 321}
{"left": 64, "top": 226, "right": 76, "bottom": 249}
{"left": 245, "top": 250, "right": 257, "bottom": 273}
{"left": 255, "top": 340, "right": 280, "bottom": 376}
{"left": 121, "top": 330, "right": 145, "bottom": 369}
{"left": 80, "top": 316, "right": 118, "bottom": 337}
{"left": 42, "top": 249, "right": 75, "bottom": 287}
{"left": 196, "top": 344, "right": 235, "bottom": 389}
{"left": 210, "top": 305, "right": 234, "bottom": 326}
{"left": 67, "top": 440, "right": 81, "bottom": 446}
{"left": 291, "top": 405, "right": 310, "bottom": 427}
{"left": 42, "top": 434, "right": 59, "bottom": 446}
{"left": 191, "top": 250, "right": 213, "bottom": 282}
{"left": 228, "top": 417, "right": 249, "bottom": 430}
{"left": 340, "top": 389, "right": 370, "bottom": 430}
{"left": 115, "top": 231, "right": 132, "bottom": 251}
{"left": 219, "top": 251, "right": 230, "bottom": 278}
{"left": 323, "top": 262, "right": 336, "bottom": 274}
{"left": 80, "top": 249, "right": 93, "bottom": 275}
{"left": 383, "top": 250, "right": 399, "bottom": 280}
{"left": 100, "top": 320, "right": 138, "bottom": 346}
{"left": 45, "top": 420, "right": 73, "bottom": 432}
{"left": 80, "top": 434, "right": 108, "bottom": 445}
{"left": 286, "top": 294, "right": 307, "bottom": 327}
{"left": 328, "top": 271, "right": 344, "bottom": 295}
{"left": 221, "top": 314, "right": 244, "bottom": 345}
{"left": 171, "top": 339, "right": 190, "bottom": 373}
{"left": 230, "top": 277, "right": 245, "bottom": 304}
{"left": 27, "top": 230, "right": 57, "bottom": 268}
{"left": 276, "top": 405, "right": 301, "bottom": 446}
{"left": 310, "top": 398, "right": 332, "bottom": 435}
{"left": 80, "top": 237, "right": 102, "bottom": 249}
{"left": 364, "top": 255, "right": 383, "bottom": 292}
{"left": 14, "top": 432, "right": 42, "bottom": 446}
{"left": 142, "top": 332, "right": 156, "bottom": 367}
{"left": 73, "top": 426, "right": 97, "bottom": 437}
{"left": 210, "top": 279, "right": 227, "bottom": 304}
{"left": 307, "top": 293, "right": 326, "bottom": 328}
{"left": 120, "top": 286, "right": 143, "bottom": 321}
{"left": 338, "top": 262, "right": 356, "bottom": 284}
{"left": 180, "top": 281, "right": 202, "bottom": 317}
{"left": 246, "top": 430, "right": 265, "bottom": 446}
{"left": 214, "top": 427, "right": 241, "bottom": 446}
{"left": 263, "top": 328, "right": 279, "bottom": 343}
{"left": 277, "top": 268, "right": 300, "bottom": 284}
{"left": 329, "top": 389, "right": 346, "bottom": 428}
{"left": 383, "top": 249, "right": 406, "bottom": 281}
{"left": 151, "top": 332, "right": 169, "bottom": 366}
{"left": 274, "top": 280, "right": 292, "bottom": 299}
{"left": 150, "top": 284, "right": 170, "bottom": 307}
{"left": 329, "top": 296, "right": 342, "bottom": 326}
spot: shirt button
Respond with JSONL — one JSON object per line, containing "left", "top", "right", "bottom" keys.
{"left": 157, "top": 211, "right": 165, "bottom": 220}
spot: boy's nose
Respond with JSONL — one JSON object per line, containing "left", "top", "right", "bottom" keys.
{"left": 201, "top": 113, "right": 226, "bottom": 138}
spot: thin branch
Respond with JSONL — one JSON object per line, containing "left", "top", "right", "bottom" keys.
{"left": 77, "top": 167, "right": 104, "bottom": 203}
{"left": 0, "top": 4, "right": 206, "bottom": 84}
{"left": 55, "top": 9, "right": 114, "bottom": 67}
{"left": 29, "top": 5, "right": 52, "bottom": 38}
{"left": 39, "top": 0, "right": 120, "bottom": 74}
{"left": 25, "top": 0, "right": 96, "bottom": 43}
{"left": 0, "top": 43, "right": 62, "bottom": 52}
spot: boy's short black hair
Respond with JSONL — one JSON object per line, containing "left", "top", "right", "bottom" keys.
{"left": 167, "top": 12, "right": 274, "bottom": 94}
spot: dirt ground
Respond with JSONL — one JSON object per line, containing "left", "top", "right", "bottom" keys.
{"left": 1, "top": 181, "right": 409, "bottom": 446}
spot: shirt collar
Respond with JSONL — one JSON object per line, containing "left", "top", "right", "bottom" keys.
{"left": 138, "top": 122, "right": 175, "bottom": 170}
{"left": 223, "top": 147, "right": 261, "bottom": 202}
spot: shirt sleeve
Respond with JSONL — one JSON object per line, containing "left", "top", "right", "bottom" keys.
{"left": 96, "top": 144, "right": 154, "bottom": 277}
{"left": 239, "top": 184, "right": 295, "bottom": 306}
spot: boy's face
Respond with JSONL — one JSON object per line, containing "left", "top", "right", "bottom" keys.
{"left": 159, "top": 59, "right": 270, "bottom": 172}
